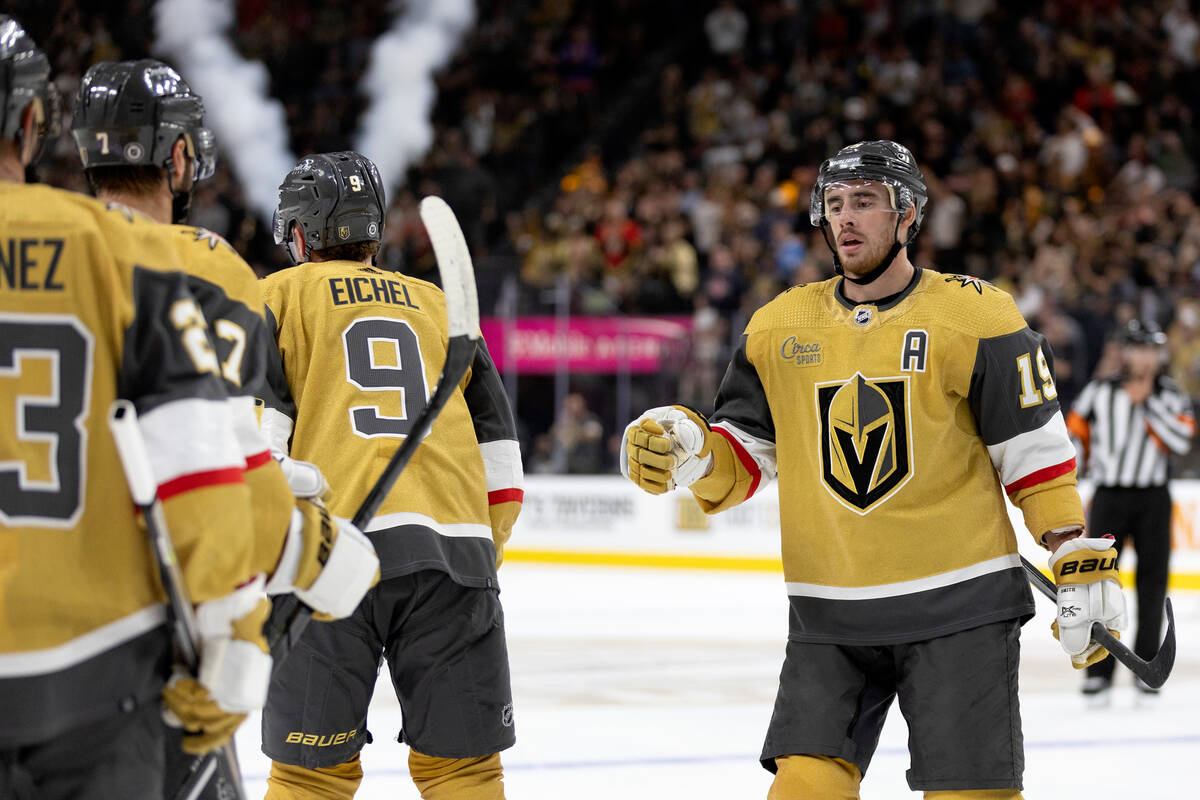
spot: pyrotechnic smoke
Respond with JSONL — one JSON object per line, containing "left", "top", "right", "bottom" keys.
{"left": 354, "top": 0, "right": 476, "bottom": 195}
{"left": 153, "top": 0, "right": 295, "bottom": 221}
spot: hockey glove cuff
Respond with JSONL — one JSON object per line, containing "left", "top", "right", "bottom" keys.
{"left": 1049, "top": 537, "right": 1127, "bottom": 669}
{"left": 276, "top": 455, "right": 330, "bottom": 500}
{"left": 620, "top": 405, "right": 714, "bottom": 494}
{"left": 265, "top": 499, "right": 380, "bottom": 620}
{"left": 192, "top": 575, "right": 273, "bottom": 711}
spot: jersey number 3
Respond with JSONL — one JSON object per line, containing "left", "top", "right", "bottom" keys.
{"left": 342, "top": 317, "right": 429, "bottom": 438}
{"left": 0, "top": 313, "right": 94, "bottom": 527}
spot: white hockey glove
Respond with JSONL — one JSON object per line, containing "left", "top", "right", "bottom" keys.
{"left": 162, "top": 576, "right": 272, "bottom": 754}
{"left": 276, "top": 454, "right": 330, "bottom": 500}
{"left": 1048, "top": 537, "right": 1127, "bottom": 669}
{"left": 620, "top": 405, "right": 714, "bottom": 494}
{"left": 264, "top": 498, "right": 380, "bottom": 620}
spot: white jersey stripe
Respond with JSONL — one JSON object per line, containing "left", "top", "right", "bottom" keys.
{"left": 986, "top": 413, "right": 1077, "bottom": 486}
{"left": 786, "top": 554, "right": 1022, "bottom": 600}
{"left": 479, "top": 439, "right": 524, "bottom": 492}
{"left": 228, "top": 394, "right": 269, "bottom": 458}
{"left": 0, "top": 604, "right": 166, "bottom": 677}
{"left": 366, "top": 510, "right": 492, "bottom": 540}
{"left": 711, "top": 420, "right": 779, "bottom": 483}
{"left": 140, "top": 397, "right": 244, "bottom": 487}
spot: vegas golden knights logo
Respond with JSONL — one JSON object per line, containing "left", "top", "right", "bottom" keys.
{"left": 817, "top": 373, "right": 912, "bottom": 513}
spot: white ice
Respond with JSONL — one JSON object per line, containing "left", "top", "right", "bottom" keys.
{"left": 231, "top": 563, "right": 1200, "bottom": 798}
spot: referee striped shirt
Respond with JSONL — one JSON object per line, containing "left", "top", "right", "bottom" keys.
{"left": 1066, "top": 375, "right": 1196, "bottom": 487}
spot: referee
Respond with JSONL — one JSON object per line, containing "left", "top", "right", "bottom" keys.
{"left": 1066, "top": 319, "right": 1196, "bottom": 701}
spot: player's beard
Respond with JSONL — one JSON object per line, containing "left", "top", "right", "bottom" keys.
{"left": 838, "top": 231, "right": 893, "bottom": 280}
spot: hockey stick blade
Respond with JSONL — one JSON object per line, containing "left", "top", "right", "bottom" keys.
{"left": 266, "top": 196, "right": 481, "bottom": 671}
{"left": 1020, "top": 554, "right": 1176, "bottom": 689}
{"left": 108, "top": 401, "right": 248, "bottom": 800}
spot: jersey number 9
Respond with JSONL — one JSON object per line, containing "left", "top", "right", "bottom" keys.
{"left": 342, "top": 317, "right": 429, "bottom": 438}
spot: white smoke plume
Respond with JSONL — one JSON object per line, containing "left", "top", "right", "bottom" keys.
{"left": 153, "top": 0, "right": 295, "bottom": 221}
{"left": 354, "top": 0, "right": 476, "bottom": 195}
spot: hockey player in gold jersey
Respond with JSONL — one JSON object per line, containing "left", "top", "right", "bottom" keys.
{"left": 1, "top": 18, "right": 279, "bottom": 799}
{"left": 622, "top": 141, "right": 1127, "bottom": 799}
{"left": 66, "top": 58, "right": 381, "bottom": 797}
{"left": 258, "top": 152, "right": 523, "bottom": 800}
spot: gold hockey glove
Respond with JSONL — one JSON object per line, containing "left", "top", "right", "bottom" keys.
{"left": 163, "top": 577, "right": 273, "bottom": 754}
{"left": 620, "top": 405, "right": 715, "bottom": 494}
{"left": 162, "top": 673, "right": 247, "bottom": 755}
{"left": 1049, "top": 536, "right": 1127, "bottom": 669}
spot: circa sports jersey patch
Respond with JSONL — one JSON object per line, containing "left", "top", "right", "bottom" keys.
{"left": 943, "top": 273, "right": 997, "bottom": 294}
{"left": 779, "top": 336, "right": 822, "bottom": 366}
{"left": 816, "top": 373, "right": 913, "bottom": 513}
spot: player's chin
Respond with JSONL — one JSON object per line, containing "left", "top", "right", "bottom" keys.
{"left": 840, "top": 253, "right": 873, "bottom": 276}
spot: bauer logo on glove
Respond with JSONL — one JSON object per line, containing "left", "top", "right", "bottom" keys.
{"left": 1048, "top": 536, "right": 1127, "bottom": 669}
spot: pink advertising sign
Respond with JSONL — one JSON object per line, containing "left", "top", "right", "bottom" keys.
{"left": 480, "top": 316, "right": 692, "bottom": 374}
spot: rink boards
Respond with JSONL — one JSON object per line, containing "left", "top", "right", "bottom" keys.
{"left": 506, "top": 476, "right": 1200, "bottom": 590}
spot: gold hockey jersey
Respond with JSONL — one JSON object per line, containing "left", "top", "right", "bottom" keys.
{"left": 114, "top": 212, "right": 294, "bottom": 572}
{"left": 690, "top": 268, "right": 1084, "bottom": 645}
{"left": 0, "top": 182, "right": 261, "bottom": 745}
{"left": 259, "top": 261, "right": 523, "bottom": 586}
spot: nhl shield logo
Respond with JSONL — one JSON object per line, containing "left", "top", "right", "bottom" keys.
{"left": 816, "top": 373, "right": 912, "bottom": 513}
{"left": 338, "top": 225, "right": 351, "bottom": 240}
{"left": 853, "top": 306, "right": 873, "bottom": 326}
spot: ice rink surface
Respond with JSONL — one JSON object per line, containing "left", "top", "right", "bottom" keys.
{"left": 232, "top": 563, "right": 1199, "bottom": 798}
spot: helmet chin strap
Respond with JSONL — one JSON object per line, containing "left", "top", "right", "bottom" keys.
{"left": 823, "top": 216, "right": 904, "bottom": 286}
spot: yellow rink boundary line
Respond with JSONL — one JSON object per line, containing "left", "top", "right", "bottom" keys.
{"left": 503, "top": 549, "right": 1200, "bottom": 591}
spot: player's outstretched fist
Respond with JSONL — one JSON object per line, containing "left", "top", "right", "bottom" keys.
{"left": 620, "top": 405, "right": 715, "bottom": 494}
{"left": 265, "top": 499, "right": 380, "bottom": 620}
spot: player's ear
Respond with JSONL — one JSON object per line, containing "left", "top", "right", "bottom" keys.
{"left": 289, "top": 222, "right": 306, "bottom": 264}
{"left": 899, "top": 202, "right": 916, "bottom": 240}
{"left": 18, "top": 102, "right": 40, "bottom": 166}
{"left": 170, "top": 137, "right": 191, "bottom": 186}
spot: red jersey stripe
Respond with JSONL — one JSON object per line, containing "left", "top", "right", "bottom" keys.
{"left": 712, "top": 426, "right": 761, "bottom": 501}
{"left": 1004, "top": 457, "right": 1075, "bottom": 495}
{"left": 488, "top": 488, "right": 524, "bottom": 505}
{"left": 244, "top": 450, "right": 273, "bottom": 470}
{"left": 158, "top": 467, "right": 245, "bottom": 501}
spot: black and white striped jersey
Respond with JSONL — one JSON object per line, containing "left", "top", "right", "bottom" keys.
{"left": 1067, "top": 376, "right": 1196, "bottom": 487}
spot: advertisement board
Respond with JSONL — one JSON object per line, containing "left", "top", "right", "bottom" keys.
{"left": 506, "top": 476, "right": 1200, "bottom": 589}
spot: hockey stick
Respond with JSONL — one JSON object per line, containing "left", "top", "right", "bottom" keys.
{"left": 264, "top": 195, "right": 481, "bottom": 667}
{"left": 1020, "top": 554, "right": 1175, "bottom": 689}
{"left": 107, "top": 400, "right": 248, "bottom": 800}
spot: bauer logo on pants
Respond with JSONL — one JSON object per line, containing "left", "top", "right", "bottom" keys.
{"left": 816, "top": 373, "right": 912, "bottom": 514}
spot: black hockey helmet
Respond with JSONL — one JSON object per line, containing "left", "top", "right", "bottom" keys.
{"left": 71, "top": 59, "right": 215, "bottom": 181}
{"left": 273, "top": 151, "right": 385, "bottom": 264}
{"left": 1119, "top": 318, "right": 1167, "bottom": 347}
{"left": 810, "top": 140, "right": 927, "bottom": 245}
{"left": 0, "top": 15, "right": 61, "bottom": 156}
